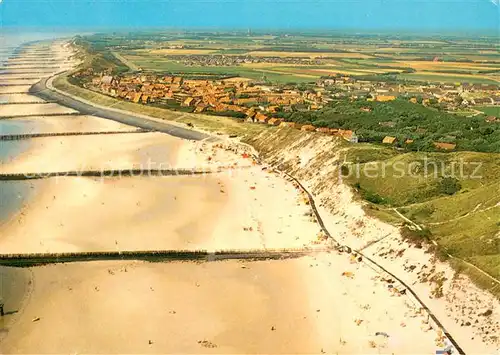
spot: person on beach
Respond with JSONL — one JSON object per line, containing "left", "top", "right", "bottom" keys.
{"left": 0, "top": 299, "right": 4, "bottom": 317}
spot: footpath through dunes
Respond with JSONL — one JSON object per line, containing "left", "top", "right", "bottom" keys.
{"left": 0, "top": 258, "right": 441, "bottom": 354}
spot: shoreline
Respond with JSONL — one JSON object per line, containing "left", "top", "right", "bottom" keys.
{"left": 0, "top": 38, "right": 82, "bottom": 338}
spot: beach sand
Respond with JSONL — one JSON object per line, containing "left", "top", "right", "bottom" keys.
{"left": 0, "top": 103, "right": 78, "bottom": 118}
{"left": 0, "top": 258, "right": 439, "bottom": 354}
{"left": 0, "top": 79, "right": 41, "bottom": 86}
{"left": 0, "top": 115, "right": 138, "bottom": 135}
{"left": 0, "top": 266, "right": 30, "bottom": 341}
{"left": 0, "top": 132, "right": 184, "bottom": 174}
{"left": 0, "top": 94, "right": 46, "bottom": 104}
{"left": 0, "top": 86, "right": 32, "bottom": 94}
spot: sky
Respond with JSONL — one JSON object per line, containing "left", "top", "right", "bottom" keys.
{"left": 0, "top": 0, "right": 498, "bottom": 32}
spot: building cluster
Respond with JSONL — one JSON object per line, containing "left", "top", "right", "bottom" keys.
{"left": 85, "top": 71, "right": 500, "bottom": 120}
{"left": 85, "top": 73, "right": 327, "bottom": 115}
{"left": 165, "top": 54, "right": 323, "bottom": 67}
{"left": 317, "top": 77, "right": 500, "bottom": 112}
{"left": 81, "top": 71, "right": 499, "bottom": 150}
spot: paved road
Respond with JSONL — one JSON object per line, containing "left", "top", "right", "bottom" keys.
{"left": 29, "top": 77, "right": 208, "bottom": 141}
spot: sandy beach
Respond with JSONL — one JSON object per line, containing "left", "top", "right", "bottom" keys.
{"left": 0, "top": 132, "right": 185, "bottom": 174}
{"left": 0, "top": 103, "right": 78, "bottom": 117}
{"left": 0, "top": 94, "right": 46, "bottom": 104}
{"left": 0, "top": 258, "right": 440, "bottom": 354}
{"left": 0, "top": 86, "right": 32, "bottom": 94}
{"left": 0, "top": 115, "right": 137, "bottom": 135}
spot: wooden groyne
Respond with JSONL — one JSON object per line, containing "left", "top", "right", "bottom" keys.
{"left": 0, "top": 77, "right": 42, "bottom": 81}
{"left": 0, "top": 168, "right": 217, "bottom": 181}
{"left": 0, "top": 71, "right": 55, "bottom": 76}
{"left": 0, "top": 84, "right": 39, "bottom": 87}
{"left": 3, "top": 60, "right": 60, "bottom": 63}
{"left": 0, "top": 129, "right": 152, "bottom": 141}
{"left": 0, "top": 248, "right": 321, "bottom": 267}
{"left": 0, "top": 112, "right": 83, "bottom": 119}
{"left": 0, "top": 101, "right": 56, "bottom": 105}
{"left": 0, "top": 67, "right": 59, "bottom": 71}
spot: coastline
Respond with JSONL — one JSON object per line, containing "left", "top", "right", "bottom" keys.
{"left": 0, "top": 37, "right": 80, "bottom": 338}
{"left": 0, "top": 38, "right": 497, "bottom": 354}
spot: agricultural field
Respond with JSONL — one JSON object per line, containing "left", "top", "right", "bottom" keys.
{"left": 476, "top": 106, "right": 500, "bottom": 117}
{"left": 84, "top": 31, "right": 499, "bottom": 84}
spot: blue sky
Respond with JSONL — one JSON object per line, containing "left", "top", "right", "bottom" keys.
{"left": 0, "top": 0, "right": 498, "bottom": 31}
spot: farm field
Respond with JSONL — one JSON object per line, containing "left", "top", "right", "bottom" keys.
{"left": 112, "top": 36, "right": 499, "bottom": 84}
{"left": 397, "top": 72, "right": 500, "bottom": 84}
{"left": 476, "top": 106, "right": 500, "bottom": 117}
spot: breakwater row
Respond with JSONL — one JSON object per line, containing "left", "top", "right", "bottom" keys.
{"left": 0, "top": 101, "right": 55, "bottom": 105}
{"left": 0, "top": 129, "right": 151, "bottom": 141}
{"left": 0, "top": 168, "right": 217, "bottom": 180}
{"left": 0, "top": 112, "right": 83, "bottom": 119}
{"left": 0, "top": 248, "right": 323, "bottom": 267}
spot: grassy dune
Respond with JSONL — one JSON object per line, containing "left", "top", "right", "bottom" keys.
{"left": 343, "top": 147, "right": 500, "bottom": 289}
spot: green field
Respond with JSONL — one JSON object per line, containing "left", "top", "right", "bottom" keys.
{"left": 397, "top": 72, "right": 499, "bottom": 84}
{"left": 121, "top": 55, "right": 317, "bottom": 83}
{"left": 477, "top": 106, "right": 500, "bottom": 117}
{"left": 82, "top": 31, "right": 499, "bottom": 85}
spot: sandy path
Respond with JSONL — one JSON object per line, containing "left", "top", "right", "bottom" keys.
{"left": 0, "top": 103, "right": 77, "bottom": 117}
{"left": 0, "top": 258, "right": 439, "bottom": 354}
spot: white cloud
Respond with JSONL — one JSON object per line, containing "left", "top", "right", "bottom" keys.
{"left": 490, "top": 0, "right": 499, "bottom": 6}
